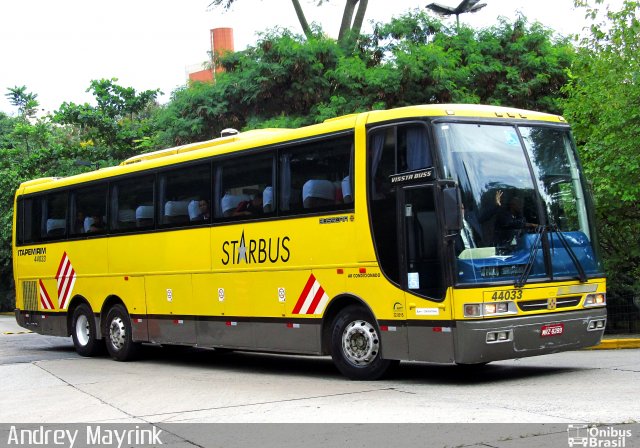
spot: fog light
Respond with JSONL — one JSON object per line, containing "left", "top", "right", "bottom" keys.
{"left": 486, "top": 332, "right": 497, "bottom": 342}
{"left": 497, "top": 331, "right": 509, "bottom": 341}
{"left": 588, "top": 319, "right": 606, "bottom": 331}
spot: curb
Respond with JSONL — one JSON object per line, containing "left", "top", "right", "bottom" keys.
{"left": 588, "top": 338, "right": 640, "bottom": 350}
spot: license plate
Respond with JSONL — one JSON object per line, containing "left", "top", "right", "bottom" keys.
{"left": 541, "top": 323, "right": 564, "bottom": 337}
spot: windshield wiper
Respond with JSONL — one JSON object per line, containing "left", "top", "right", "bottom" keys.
{"left": 549, "top": 225, "right": 587, "bottom": 283}
{"left": 514, "top": 225, "right": 546, "bottom": 289}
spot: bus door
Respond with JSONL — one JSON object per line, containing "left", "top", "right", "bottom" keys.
{"left": 399, "top": 183, "right": 454, "bottom": 363}
{"left": 399, "top": 183, "right": 445, "bottom": 301}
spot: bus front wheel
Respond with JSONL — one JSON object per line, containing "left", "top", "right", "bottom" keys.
{"left": 104, "top": 304, "right": 140, "bottom": 361}
{"left": 330, "top": 305, "right": 394, "bottom": 380}
{"left": 71, "top": 303, "right": 102, "bottom": 357}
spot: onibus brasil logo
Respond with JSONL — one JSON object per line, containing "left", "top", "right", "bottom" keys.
{"left": 567, "top": 425, "right": 632, "bottom": 447}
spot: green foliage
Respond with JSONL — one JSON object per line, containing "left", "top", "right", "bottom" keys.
{"left": 53, "top": 78, "right": 161, "bottom": 161}
{"left": 159, "top": 12, "right": 574, "bottom": 146}
{"left": 5, "top": 86, "right": 39, "bottom": 119}
{"left": 562, "top": 0, "right": 640, "bottom": 300}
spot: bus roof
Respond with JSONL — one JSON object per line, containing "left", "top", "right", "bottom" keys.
{"left": 364, "top": 104, "right": 566, "bottom": 124}
{"left": 17, "top": 104, "right": 566, "bottom": 195}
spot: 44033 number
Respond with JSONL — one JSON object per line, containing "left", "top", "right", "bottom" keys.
{"left": 491, "top": 289, "right": 523, "bottom": 301}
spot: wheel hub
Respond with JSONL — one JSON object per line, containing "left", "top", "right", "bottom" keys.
{"left": 75, "top": 315, "right": 90, "bottom": 346}
{"left": 109, "top": 317, "right": 126, "bottom": 350}
{"left": 342, "top": 320, "right": 380, "bottom": 366}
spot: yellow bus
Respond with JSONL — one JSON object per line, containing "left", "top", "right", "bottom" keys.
{"left": 12, "top": 104, "right": 607, "bottom": 380}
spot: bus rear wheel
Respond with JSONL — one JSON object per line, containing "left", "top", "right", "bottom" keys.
{"left": 104, "top": 304, "right": 140, "bottom": 361}
{"left": 71, "top": 303, "right": 102, "bottom": 357}
{"left": 330, "top": 305, "right": 394, "bottom": 380}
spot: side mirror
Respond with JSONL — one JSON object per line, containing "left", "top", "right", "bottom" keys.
{"left": 442, "top": 186, "right": 462, "bottom": 232}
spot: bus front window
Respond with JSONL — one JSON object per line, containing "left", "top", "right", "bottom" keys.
{"left": 519, "top": 126, "right": 602, "bottom": 279}
{"left": 435, "top": 122, "right": 602, "bottom": 285}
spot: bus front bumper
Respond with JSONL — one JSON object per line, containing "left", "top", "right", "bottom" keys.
{"left": 453, "top": 308, "right": 607, "bottom": 364}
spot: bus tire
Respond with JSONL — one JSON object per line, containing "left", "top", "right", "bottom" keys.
{"left": 71, "top": 303, "right": 102, "bottom": 357}
{"left": 330, "top": 305, "right": 393, "bottom": 380}
{"left": 104, "top": 304, "right": 140, "bottom": 361}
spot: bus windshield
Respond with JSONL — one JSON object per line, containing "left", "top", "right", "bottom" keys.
{"left": 435, "top": 122, "right": 603, "bottom": 285}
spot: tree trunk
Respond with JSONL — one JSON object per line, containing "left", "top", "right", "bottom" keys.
{"left": 338, "top": 0, "right": 359, "bottom": 41}
{"left": 350, "top": 0, "right": 368, "bottom": 37}
{"left": 291, "top": 0, "right": 313, "bottom": 39}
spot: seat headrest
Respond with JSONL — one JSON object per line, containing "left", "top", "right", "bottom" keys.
{"left": 164, "top": 200, "right": 189, "bottom": 217}
{"left": 136, "top": 205, "right": 154, "bottom": 219}
{"left": 302, "top": 180, "right": 335, "bottom": 202}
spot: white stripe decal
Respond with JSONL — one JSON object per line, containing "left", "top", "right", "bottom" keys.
{"left": 55, "top": 253, "right": 77, "bottom": 310}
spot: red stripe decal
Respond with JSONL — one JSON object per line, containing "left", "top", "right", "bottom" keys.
{"left": 292, "top": 274, "right": 316, "bottom": 315}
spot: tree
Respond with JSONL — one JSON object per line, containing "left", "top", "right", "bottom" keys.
{"left": 157, "top": 12, "right": 574, "bottom": 146}
{"left": 5, "top": 86, "right": 39, "bottom": 119}
{"left": 53, "top": 78, "right": 161, "bottom": 161}
{"left": 4, "top": 86, "right": 43, "bottom": 153}
{"left": 562, "top": 0, "right": 640, "bottom": 312}
{"left": 209, "top": 0, "right": 369, "bottom": 48}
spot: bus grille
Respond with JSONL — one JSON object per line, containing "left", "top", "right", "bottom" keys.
{"left": 517, "top": 296, "right": 581, "bottom": 312}
{"left": 22, "top": 281, "right": 38, "bottom": 311}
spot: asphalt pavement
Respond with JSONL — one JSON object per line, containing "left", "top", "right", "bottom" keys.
{"left": 1, "top": 313, "right": 639, "bottom": 448}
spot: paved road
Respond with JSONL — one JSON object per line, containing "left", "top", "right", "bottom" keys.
{"left": 1, "top": 315, "right": 639, "bottom": 447}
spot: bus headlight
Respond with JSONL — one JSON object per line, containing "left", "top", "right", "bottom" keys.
{"left": 584, "top": 293, "right": 606, "bottom": 307}
{"left": 464, "top": 302, "right": 515, "bottom": 317}
{"left": 485, "top": 302, "right": 510, "bottom": 314}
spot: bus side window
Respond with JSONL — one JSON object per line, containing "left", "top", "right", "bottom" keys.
{"left": 398, "top": 125, "right": 432, "bottom": 172}
{"left": 18, "top": 197, "right": 43, "bottom": 244}
{"left": 43, "top": 192, "right": 68, "bottom": 240}
{"left": 158, "top": 163, "right": 211, "bottom": 227}
{"left": 214, "top": 154, "right": 274, "bottom": 221}
{"left": 280, "top": 134, "right": 353, "bottom": 215}
{"left": 111, "top": 176, "right": 155, "bottom": 232}
{"left": 70, "top": 184, "right": 107, "bottom": 236}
